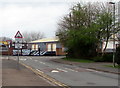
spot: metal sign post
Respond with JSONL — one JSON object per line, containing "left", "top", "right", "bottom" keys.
{"left": 14, "top": 31, "right": 23, "bottom": 69}
{"left": 17, "top": 43, "right": 20, "bottom": 69}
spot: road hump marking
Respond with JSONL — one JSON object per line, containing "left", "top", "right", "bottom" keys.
{"left": 51, "top": 70, "right": 59, "bottom": 73}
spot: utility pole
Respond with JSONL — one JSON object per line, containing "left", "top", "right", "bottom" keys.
{"left": 109, "top": 2, "right": 116, "bottom": 67}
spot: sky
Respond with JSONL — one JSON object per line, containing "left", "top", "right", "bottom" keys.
{"left": 0, "top": 0, "right": 119, "bottom": 39}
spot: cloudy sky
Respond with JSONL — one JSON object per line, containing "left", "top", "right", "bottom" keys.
{"left": 0, "top": 0, "right": 119, "bottom": 39}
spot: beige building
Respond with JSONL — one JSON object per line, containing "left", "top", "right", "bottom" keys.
{"left": 30, "top": 37, "right": 66, "bottom": 56}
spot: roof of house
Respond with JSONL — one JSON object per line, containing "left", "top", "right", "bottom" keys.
{"left": 30, "top": 37, "right": 59, "bottom": 43}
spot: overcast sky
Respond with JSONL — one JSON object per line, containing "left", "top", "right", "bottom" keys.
{"left": 0, "top": 0, "right": 119, "bottom": 39}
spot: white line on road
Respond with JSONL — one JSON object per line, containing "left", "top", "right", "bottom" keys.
{"left": 34, "top": 60, "right": 38, "bottom": 62}
{"left": 86, "top": 69, "right": 103, "bottom": 73}
{"left": 39, "top": 61, "right": 46, "bottom": 65}
{"left": 29, "top": 58, "right": 32, "bottom": 60}
{"left": 56, "top": 68, "right": 68, "bottom": 72}
{"left": 20, "top": 58, "right": 27, "bottom": 61}
{"left": 65, "top": 68, "right": 78, "bottom": 72}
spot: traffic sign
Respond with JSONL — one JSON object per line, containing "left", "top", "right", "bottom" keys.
{"left": 14, "top": 31, "right": 23, "bottom": 67}
{"left": 15, "top": 43, "right": 22, "bottom": 48}
{"left": 15, "top": 38, "right": 22, "bottom": 43}
{"left": 14, "top": 31, "right": 23, "bottom": 38}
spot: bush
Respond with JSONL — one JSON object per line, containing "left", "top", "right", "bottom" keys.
{"left": 92, "top": 56, "right": 104, "bottom": 62}
{"left": 92, "top": 53, "right": 113, "bottom": 62}
{"left": 115, "top": 46, "right": 120, "bottom": 65}
{"left": 102, "top": 53, "right": 113, "bottom": 62}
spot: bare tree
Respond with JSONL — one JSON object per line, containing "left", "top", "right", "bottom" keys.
{"left": 22, "top": 31, "right": 45, "bottom": 43}
{"left": 0, "top": 37, "right": 12, "bottom": 41}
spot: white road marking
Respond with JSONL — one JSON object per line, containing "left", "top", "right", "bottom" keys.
{"left": 36, "top": 69, "right": 44, "bottom": 73}
{"left": 29, "top": 58, "right": 32, "bottom": 60}
{"left": 20, "top": 58, "right": 27, "bottom": 61}
{"left": 39, "top": 61, "right": 46, "bottom": 65}
{"left": 65, "top": 68, "right": 78, "bottom": 72}
{"left": 34, "top": 60, "right": 38, "bottom": 62}
{"left": 56, "top": 68, "right": 68, "bottom": 72}
{"left": 86, "top": 69, "right": 102, "bottom": 73}
{"left": 51, "top": 70, "right": 59, "bottom": 73}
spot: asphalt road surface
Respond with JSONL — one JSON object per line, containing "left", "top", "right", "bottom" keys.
{"left": 7, "top": 56, "right": 119, "bottom": 87}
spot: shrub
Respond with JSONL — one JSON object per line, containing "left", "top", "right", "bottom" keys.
{"left": 115, "top": 46, "right": 120, "bottom": 65}
{"left": 92, "top": 53, "right": 113, "bottom": 62}
{"left": 92, "top": 56, "right": 104, "bottom": 62}
{"left": 102, "top": 53, "right": 113, "bottom": 62}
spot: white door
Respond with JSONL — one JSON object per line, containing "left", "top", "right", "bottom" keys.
{"left": 52, "top": 44, "right": 56, "bottom": 51}
{"left": 47, "top": 44, "right": 51, "bottom": 51}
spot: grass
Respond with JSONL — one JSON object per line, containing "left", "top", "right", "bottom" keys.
{"left": 62, "top": 57, "right": 94, "bottom": 63}
{"left": 104, "top": 65, "right": 120, "bottom": 68}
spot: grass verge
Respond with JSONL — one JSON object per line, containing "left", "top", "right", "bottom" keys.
{"left": 62, "top": 57, "right": 94, "bottom": 63}
{"left": 104, "top": 65, "right": 120, "bottom": 68}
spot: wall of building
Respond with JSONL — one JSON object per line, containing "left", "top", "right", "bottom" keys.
{"left": 30, "top": 42, "right": 66, "bottom": 56}
{"left": 102, "top": 40, "right": 119, "bottom": 53}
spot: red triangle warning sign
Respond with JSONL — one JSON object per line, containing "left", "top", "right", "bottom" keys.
{"left": 14, "top": 31, "right": 23, "bottom": 38}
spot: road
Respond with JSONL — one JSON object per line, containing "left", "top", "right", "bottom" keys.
{"left": 7, "top": 56, "right": 119, "bottom": 87}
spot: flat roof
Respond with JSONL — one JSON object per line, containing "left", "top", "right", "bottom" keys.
{"left": 30, "top": 37, "right": 59, "bottom": 43}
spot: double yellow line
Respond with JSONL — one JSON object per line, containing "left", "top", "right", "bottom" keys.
{"left": 20, "top": 62, "right": 70, "bottom": 88}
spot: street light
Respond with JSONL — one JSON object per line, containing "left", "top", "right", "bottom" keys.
{"left": 109, "top": 2, "right": 116, "bottom": 67}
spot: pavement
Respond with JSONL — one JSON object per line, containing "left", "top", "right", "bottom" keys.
{"left": 51, "top": 58, "right": 120, "bottom": 74}
{"left": 2, "top": 59, "right": 53, "bottom": 87}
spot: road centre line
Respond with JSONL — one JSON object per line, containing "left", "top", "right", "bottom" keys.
{"left": 86, "top": 69, "right": 103, "bottom": 73}
{"left": 20, "top": 58, "right": 27, "bottom": 61}
{"left": 29, "top": 58, "right": 32, "bottom": 60}
{"left": 39, "top": 61, "right": 46, "bottom": 64}
{"left": 64, "top": 68, "right": 78, "bottom": 72}
{"left": 56, "top": 68, "right": 68, "bottom": 72}
{"left": 34, "top": 60, "right": 38, "bottom": 62}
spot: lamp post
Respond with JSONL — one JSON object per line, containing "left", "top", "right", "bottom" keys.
{"left": 109, "top": 2, "right": 116, "bottom": 67}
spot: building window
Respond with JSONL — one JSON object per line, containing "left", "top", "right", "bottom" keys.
{"left": 32, "top": 44, "right": 38, "bottom": 50}
{"left": 47, "top": 43, "right": 56, "bottom": 51}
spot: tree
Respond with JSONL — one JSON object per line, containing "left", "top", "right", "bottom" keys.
{"left": 115, "top": 28, "right": 120, "bottom": 65}
{"left": 117, "top": 31, "right": 120, "bottom": 44}
{"left": 56, "top": 2, "right": 119, "bottom": 58}
{"left": 115, "top": 46, "right": 120, "bottom": 65}
{"left": 22, "top": 31, "right": 45, "bottom": 43}
{"left": 0, "top": 37, "right": 12, "bottom": 41}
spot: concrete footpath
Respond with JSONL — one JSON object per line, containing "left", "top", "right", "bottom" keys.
{"left": 2, "top": 59, "right": 52, "bottom": 87}
{"left": 52, "top": 59, "right": 120, "bottom": 74}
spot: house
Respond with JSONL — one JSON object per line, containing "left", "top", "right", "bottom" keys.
{"left": 101, "top": 1, "right": 120, "bottom": 53}
{"left": 101, "top": 34, "right": 120, "bottom": 53}
{"left": 29, "top": 37, "right": 66, "bottom": 56}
